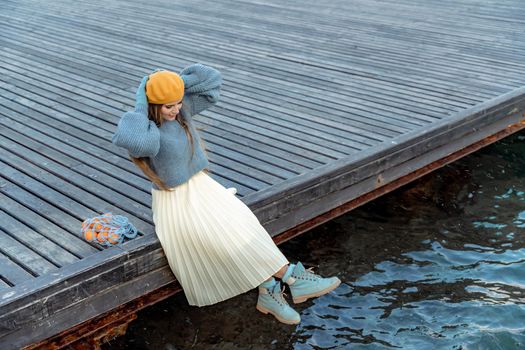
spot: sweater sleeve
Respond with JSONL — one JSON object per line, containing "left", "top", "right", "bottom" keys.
{"left": 180, "top": 63, "right": 222, "bottom": 117}
{"left": 111, "top": 105, "right": 161, "bottom": 158}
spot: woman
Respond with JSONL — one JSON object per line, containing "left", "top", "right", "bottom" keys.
{"left": 112, "top": 64, "right": 341, "bottom": 325}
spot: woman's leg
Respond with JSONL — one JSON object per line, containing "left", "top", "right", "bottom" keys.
{"left": 257, "top": 266, "right": 300, "bottom": 325}
{"left": 257, "top": 261, "right": 341, "bottom": 324}
{"left": 273, "top": 264, "right": 289, "bottom": 279}
{"left": 261, "top": 263, "right": 288, "bottom": 282}
{"left": 279, "top": 262, "right": 341, "bottom": 304}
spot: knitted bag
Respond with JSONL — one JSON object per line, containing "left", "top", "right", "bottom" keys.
{"left": 81, "top": 213, "right": 138, "bottom": 246}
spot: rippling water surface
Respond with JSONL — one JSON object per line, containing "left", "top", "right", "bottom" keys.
{"left": 104, "top": 132, "right": 525, "bottom": 350}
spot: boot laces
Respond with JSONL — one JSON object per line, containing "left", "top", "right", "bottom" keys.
{"left": 301, "top": 267, "right": 321, "bottom": 281}
{"left": 270, "top": 285, "right": 289, "bottom": 306}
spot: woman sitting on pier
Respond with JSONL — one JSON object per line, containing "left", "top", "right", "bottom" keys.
{"left": 111, "top": 64, "right": 341, "bottom": 325}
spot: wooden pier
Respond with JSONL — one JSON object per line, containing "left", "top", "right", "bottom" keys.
{"left": 1, "top": 0, "right": 524, "bottom": 348}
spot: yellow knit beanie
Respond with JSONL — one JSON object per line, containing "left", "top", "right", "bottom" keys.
{"left": 146, "top": 70, "right": 185, "bottom": 104}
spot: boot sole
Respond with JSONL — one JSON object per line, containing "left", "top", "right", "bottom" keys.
{"left": 256, "top": 304, "right": 300, "bottom": 325}
{"left": 292, "top": 278, "right": 342, "bottom": 304}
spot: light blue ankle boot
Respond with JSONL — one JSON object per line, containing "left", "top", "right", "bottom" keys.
{"left": 282, "top": 262, "right": 341, "bottom": 303}
{"left": 256, "top": 278, "right": 301, "bottom": 325}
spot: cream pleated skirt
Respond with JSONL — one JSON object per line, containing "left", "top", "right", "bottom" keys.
{"left": 151, "top": 170, "right": 289, "bottom": 307}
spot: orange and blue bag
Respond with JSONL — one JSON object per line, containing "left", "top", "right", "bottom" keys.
{"left": 81, "top": 213, "right": 138, "bottom": 246}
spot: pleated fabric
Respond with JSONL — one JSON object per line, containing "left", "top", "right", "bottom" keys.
{"left": 151, "top": 170, "right": 289, "bottom": 306}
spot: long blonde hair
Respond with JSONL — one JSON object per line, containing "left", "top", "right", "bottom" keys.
{"left": 131, "top": 104, "right": 209, "bottom": 191}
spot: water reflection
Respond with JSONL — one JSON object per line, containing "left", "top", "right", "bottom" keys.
{"left": 295, "top": 237, "right": 525, "bottom": 349}
{"left": 293, "top": 136, "right": 525, "bottom": 349}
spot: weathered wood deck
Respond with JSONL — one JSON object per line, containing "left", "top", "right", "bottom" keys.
{"left": 1, "top": 0, "right": 524, "bottom": 347}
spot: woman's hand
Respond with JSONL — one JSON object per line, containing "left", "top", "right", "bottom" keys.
{"left": 135, "top": 75, "right": 149, "bottom": 111}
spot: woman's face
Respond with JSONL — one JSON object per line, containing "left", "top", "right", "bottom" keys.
{"left": 160, "top": 99, "right": 183, "bottom": 121}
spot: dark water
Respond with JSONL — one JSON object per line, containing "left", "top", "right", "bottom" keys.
{"left": 104, "top": 131, "right": 525, "bottom": 350}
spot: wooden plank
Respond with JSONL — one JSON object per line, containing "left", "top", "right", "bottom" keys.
{"left": 228, "top": 81, "right": 411, "bottom": 136}
{"left": 198, "top": 115, "right": 330, "bottom": 165}
{"left": 208, "top": 151, "right": 285, "bottom": 186}
{"left": 0, "top": 89, "right": 119, "bottom": 154}
{"left": 264, "top": 107, "right": 525, "bottom": 235}
{"left": 0, "top": 34, "right": 476, "bottom": 149}
{"left": 6, "top": 5, "right": 516, "bottom": 95}
{"left": 0, "top": 128, "right": 151, "bottom": 215}
{"left": 1, "top": 0, "right": 520, "bottom": 224}
{"left": 24, "top": 281, "right": 180, "bottom": 350}
{"left": 283, "top": 24, "right": 524, "bottom": 74}
{"left": 206, "top": 162, "right": 268, "bottom": 191}
{"left": 201, "top": 127, "right": 321, "bottom": 170}
{"left": 334, "top": 13, "right": 520, "bottom": 52}
{"left": 330, "top": 39, "right": 523, "bottom": 79}
{"left": 69, "top": 164, "right": 151, "bottom": 206}
{"left": 0, "top": 81, "right": 311, "bottom": 187}
{"left": 202, "top": 132, "right": 309, "bottom": 175}
{"left": 1, "top": 178, "right": 99, "bottom": 246}
{"left": 0, "top": 48, "right": 133, "bottom": 111}
{"left": 0, "top": 31, "right": 133, "bottom": 90}
{"left": 268, "top": 50, "right": 522, "bottom": 90}
{"left": 0, "top": 234, "right": 162, "bottom": 340}
{"left": 0, "top": 79, "right": 116, "bottom": 132}
{"left": 208, "top": 149, "right": 296, "bottom": 182}
{"left": 0, "top": 44, "right": 137, "bottom": 97}
{"left": 207, "top": 172, "right": 252, "bottom": 198}
{"left": 0, "top": 280, "right": 9, "bottom": 290}
{"left": 62, "top": 7, "right": 520, "bottom": 89}
{"left": 0, "top": 114, "right": 81, "bottom": 168}
{"left": 0, "top": 192, "right": 98, "bottom": 258}
{"left": 0, "top": 97, "right": 300, "bottom": 189}
{"left": 0, "top": 228, "right": 58, "bottom": 276}
{"left": 0, "top": 108, "right": 149, "bottom": 190}
{"left": 0, "top": 243, "right": 129, "bottom": 317}
{"left": 0, "top": 49, "right": 414, "bottom": 137}
{"left": 0, "top": 68, "right": 358, "bottom": 163}
{"left": 0, "top": 116, "right": 277, "bottom": 193}
{"left": 0, "top": 66, "right": 125, "bottom": 122}
{"left": 219, "top": 90, "right": 386, "bottom": 146}
{"left": 214, "top": 2, "right": 520, "bottom": 54}
{"left": 225, "top": 76, "right": 421, "bottom": 131}
{"left": 0, "top": 58, "right": 315, "bottom": 175}
{"left": 227, "top": 63, "right": 478, "bottom": 110}
{"left": 0, "top": 251, "right": 35, "bottom": 286}
{"left": 2, "top": 264, "right": 174, "bottom": 349}
{"left": 0, "top": 131, "right": 151, "bottom": 219}
{"left": 247, "top": 87, "right": 525, "bottom": 221}
{"left": 0, "top": 111, "right": 270, "bottom": 198}
{"left": 12, "top": 0, "right": 520, "bottom": 67}
{"left": 1, "top": 0, "right": 520, "bottom": 217}
{"left": 0, "top": 210, "right": 78, "bottom": 267}
{"left": 0, "top": 145, "right": 153, "bottom": 232}
{"left": 199, "top": 111, "right": 349, "bottom": 158}
{"left": 0, "top": 43, "right": 446, "bottom": 131}
{"left": 0, "top": 10, "right": 496, "bottom": 113}
{"left": 0, "top": 45, "right": 458, "bottom": 137}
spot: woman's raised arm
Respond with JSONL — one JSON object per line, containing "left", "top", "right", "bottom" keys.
{"left": 180, "top": 63, "right": 222, "bottom": 117}
{"left": 111, "top": 76, "right": 161, "bottom": 158}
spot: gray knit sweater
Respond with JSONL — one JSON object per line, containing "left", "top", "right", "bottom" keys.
{"left": 112, "top": 64, "right": 222, "bottom": 189}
